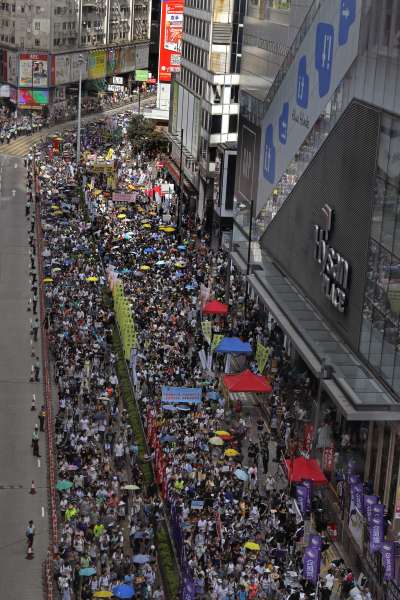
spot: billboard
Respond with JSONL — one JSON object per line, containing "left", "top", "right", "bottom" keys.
{"left": 88, "top": 50, "right": 106, "bottom": 80}
{"left": 18, "top": 89, "right": 49, "bottom": 108}
{"left": 158, "top": 0, "right": 183, "bottom": 82}
{"left": 19, "top": 53, "right": 48, "bottom": 87}
{"left": 135, "top": 69, "right": 149, "bottom": 81}
{"left": 257, "top": 0, "right": 361, "bottom": 214}
{"left": 7, "top": 51, "right": 17, "bottom": 86}
{"left": 51, "top": 53, "right": 88, "bottom": 86}
{"left": 236, "top": 117, "right": 261, "bottom": 207}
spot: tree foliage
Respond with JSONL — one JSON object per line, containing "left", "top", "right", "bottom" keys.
{"left": 127, "top": 114, "right": 168, "bottom": 156}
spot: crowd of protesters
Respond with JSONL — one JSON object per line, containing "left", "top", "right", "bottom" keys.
{"left": 26, "top": 110, "right": 374, "bottom": 600}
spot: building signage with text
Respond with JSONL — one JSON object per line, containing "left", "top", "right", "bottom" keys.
{"left": 314, "top": 204, "right": 350, "bottom": 313}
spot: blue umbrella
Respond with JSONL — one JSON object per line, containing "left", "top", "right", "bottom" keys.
{"left": 234, "top": 468, "right": 249, "bottom": 481}
{"left": 178, "top": 245, "right": 187, "bottom": 251}
{"left": 79, "top": 567, "right": 96, "bottom": 576}
{"left": 156, "top": 260, "right": 166, "bottom": 266}
{"left": 162, "top": 405, "right": 177, "bottom": 411}
{"left": 112, "top": 584, "right": 135, "bottom": 599}
{"left": 132, "top": 554, "right": 151, "bottom": 564}
{"left": 144, "top": 247, "right": 156, "bottom": 254}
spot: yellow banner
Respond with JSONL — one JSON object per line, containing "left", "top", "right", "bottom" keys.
{"left": 256, "top": 341, "right": 271, "bottom": 374}
{"left": 201, "top": 320, "right": 212, "bottom": 344}
{"left": 88, "top": 49, "right": 106, "bottom": 79}
{"left": 211, "top": 334, "right": 224, "bottom": 353}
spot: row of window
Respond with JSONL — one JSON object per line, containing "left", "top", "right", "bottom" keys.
{"left": 182, "top": 41, "right": 208, "bottom": 70}
{"left": 180, "top": 66, "right": 204, "bottom": 97}
{"left": 201, "top": 110, "right": 238, "bottom": 134}
{"left": 54, "top": 21, "right": 76, "bottom": 30}
{"left": 185, "top": 0, "right": 211, "bottom": 12}
{"left": 183, "top": 15, "right": 210, "bottom": 41}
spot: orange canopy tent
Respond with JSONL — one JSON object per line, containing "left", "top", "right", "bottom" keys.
{"left": 203, "top": 300, "right": 229, "bottom": 315}
{"left": 223, "top": 369, "right": 272, "bottom": 393}
{"left": 284, "top": 456, "right": 328, "bottom": 486}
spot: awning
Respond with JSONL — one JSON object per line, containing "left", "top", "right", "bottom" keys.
{"left": 215, "top": 337, "right": 252, "bottom": 354}
{"left": 223, "top": 369, "right": 272, "bottom": 393}
{"left": 203, "top": 300, "right": 229, "bottom": 315}
{"left": 284, "top": 457, "right": 328, "bottom": 486}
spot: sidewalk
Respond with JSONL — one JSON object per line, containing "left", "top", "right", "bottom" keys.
{"left": 0, "top": 156, "right": 48, "bottom": 597}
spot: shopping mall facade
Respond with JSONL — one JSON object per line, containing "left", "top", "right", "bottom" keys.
{"left": 232, "top": 1, "right": 400, "bottom": 596}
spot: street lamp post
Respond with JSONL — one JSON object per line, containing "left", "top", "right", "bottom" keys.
{"left": 177, "top": 127, "right": 184, "bottom": 232}
{"left": 76, "top": 54, "right": 84, "bottom": 166}
{"left": 243, "top": 198, "right": 254, "bottom": 322}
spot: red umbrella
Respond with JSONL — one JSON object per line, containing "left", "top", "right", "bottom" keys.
{"left": 203, "top": 300, "right": 229, "bottom": 315}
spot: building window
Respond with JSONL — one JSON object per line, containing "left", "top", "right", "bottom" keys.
{"left": 211, "top": 115, "right": 222, "bottom": 134}
{"left": 267, "top": 0, "right": 291, "bottom": 9}
{"left": 229, "top": 114, "right": 238, "bottom": 133}
{"left": 209, "top": 147, "right": 216, "bottom": 162}
{"left": 35, "top": 21, "right": 40, "bottom": 30}
{"left": 34, "top": 38, "right": 40, "bottom": 46}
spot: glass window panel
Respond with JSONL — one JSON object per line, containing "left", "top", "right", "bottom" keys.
{"left": 388, "top": 435, "right": 400, "bottom": 520}
{"left": 373, "top": 245, "right": 392, "bottom": 316}
{"left": 369, "top": 422, "right": 380, "bottom": 485}
{"left": 360, "top": 297, "right": 373, "bottom": 357}
{"left": 379, "top": 425, "right": 391, "bottom": 499}
{"left": 368, "top": 307, "right": 385, "bottom": 368}
{"left": 380, "top": 318, "right": 397, "bottom": 383}
{"left": 380, "top": 183, "right": 397, "bottom": 252}
{"left": 366, "top": 239, "right": 380, "bottom": 300}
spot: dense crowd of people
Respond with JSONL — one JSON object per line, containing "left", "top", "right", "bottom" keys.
{"left": 26, "top": 111, "right": 372, "bottom": 599}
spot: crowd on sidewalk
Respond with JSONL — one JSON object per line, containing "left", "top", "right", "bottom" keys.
{"left": 28, "top": 111, "right": 374, "bottom": 600}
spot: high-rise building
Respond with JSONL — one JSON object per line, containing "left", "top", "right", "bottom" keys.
{"left": 233, "top": 1, "right": 400, "bottom": 596}
{"left": 0, "top": 0, "right": 151, "bottom": 112}
{"left": 165, "top": 0, "right": 246, "bottom": 223}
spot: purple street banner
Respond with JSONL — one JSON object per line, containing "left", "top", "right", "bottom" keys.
{"left": 309, "top": 534, "right": 322, "bottom": 548}
{"left": 372, "top": 503, "right": 385, "bottom": 519}
{"left": 364, "top": 495, "right": 379, "bottom": 522}
{"left": 369, "top": 516, "right": 384, "bottom": 553}
{"left": 381, "top": 541, "right": 395, "bottom": 581}
{"left": 350, "top": 482, "right": 364, "bottom": 513}
{"left": 348, "top": 473, "right": 361, "bottom": 485}
{"left": 296, "top": 484, "right": 309, "bottom": 515}
{"left": 303, "top": 546, "right": 321, "bottom": 584}
{"left": 181, "top": 575, "right": 196, "bottom": 600}
{"left": 302, "top": 480, "right": 313, "bottom": 512}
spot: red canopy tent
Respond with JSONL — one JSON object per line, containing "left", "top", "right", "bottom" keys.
{"left": 203, "top": 300, "right": 229, "bottom": 315}
{"left": 284, "top": 456, "right": 328, "bottom": 486}
{"left": 223, "top": 369, "right": 272, "bottom": 393}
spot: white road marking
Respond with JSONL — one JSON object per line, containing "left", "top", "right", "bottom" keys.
{"left": 14, "top": 162, "right": 18, "bottom": 168}
{"left": 12, "top": 189, "right": 16, "bottom": 197}
{"left": 41, "top": 506, "right": 45, "bottom": 518}
{"left": 37, "top": 458, "right": 41, "bottom": 468}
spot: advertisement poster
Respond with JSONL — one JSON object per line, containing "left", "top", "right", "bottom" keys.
{"left": 88, "top": 50, "right": 106, "bottom": 80}
{"left": 158, "top": 0, "right": 183, "bottom": 82}
{"left": 18, "top": 89, "right": 49, "bottom": 108}
{"left": 348, "top": 505, "right": 364, "bottom": 550}
{"left": 19, "top": 53, "right": 48, "bottom": 87}
{"left": 394, "top": 484, "right": 400, "bottom": 519}
{"left": 7, "top": 52, "right": 17, "bottom": 86}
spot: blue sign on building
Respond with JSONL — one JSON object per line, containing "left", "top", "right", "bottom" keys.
{"left": 279, "top": 102, "right": 289, "bottom": 144}
{"left": 315, "top": 23, "right": 335, "bottom": 98}
{"left": 296, "top": 56, "right": 309, "bottom": 109}
{"left": 263, "top": 125, "right": 276, "bottom": 184}
{"left": 339, "top": 0, "right": 356, "bottom": 46}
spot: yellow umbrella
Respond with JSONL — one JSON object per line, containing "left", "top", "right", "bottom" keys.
{"left": 209, "top": 436, "right": 224, "bottom": 446}
{"left": 43, "top": 277, "right": 53, "bottom": 283}
{"left": 140, "top": 265, "right": 151, "bottom": 271}
{"left": 175, "top": 262, "right": 185, "bottom": 268}
{"left": 86, "top": 276, "right": 98, "bottom": 282}
{"left": 52, "top": 267, "right": 61, "bottom": 272}
{"left": 93, "top": 592, "right": 113, "bottom": 598}
{"left": 117, "top": 214, "right": 126, "bottom": 219}
{"left": 94, "top": 189, "right": 102, "bottom": 197}
{"left": 163, "top": 226, "right": 176, "bottom": 233}
{"left": 224, "top": 448, "right": 239, "bottom": 457}
{"left": 137, "top": 207, "right": 145, "bottom": 213}
{"left": 244, "top": 541, "right": 260, "bottom": 551}
{"left": 53, "top": 210, "right": 63, "bottom": 216}
{"left": 142, "top": 223, "right": 151, "bottom": 229}
{"left": 215, "top": 430, "right": 231, "bottom": 437}
{"left": 51, "top": 204, "right": 59, "bottom": 209}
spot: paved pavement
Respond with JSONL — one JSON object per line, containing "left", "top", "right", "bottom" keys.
{"left": 0, "top": 97, "right": 155, "bottom": 157}
{"left": 0, "top": 155, "right": 48, "bottom": 597}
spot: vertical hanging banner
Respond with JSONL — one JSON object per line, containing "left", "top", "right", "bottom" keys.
{"left": 201, "top": 320, "right": 213, "bottom": 344}
{"left": 158, "top": 0, "right": 183, "bottom": 82}
{"left": 256, "top": 341, "right": 271, "bottom": 373}
{"left": 303, "top": 546, "right": 321, "bottom": 584}
{"left": 296, "top": 484, "right": 309, "bottom": 516}
{"left": 381, "top": 542, "right": 395, "bottom": 581}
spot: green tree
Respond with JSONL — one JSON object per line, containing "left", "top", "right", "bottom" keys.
{"left": 127, "top": 114, "right": 168, "bottom": 156}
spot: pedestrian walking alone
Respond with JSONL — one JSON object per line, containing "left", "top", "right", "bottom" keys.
{"left": 26, "top": 520, "right": 35, "bottom": 548}
{"left": 32, "top": 425, "right": 40, "bottom": 457}
{"left": 34, "top": 357, "right": 40, "bottom": 382}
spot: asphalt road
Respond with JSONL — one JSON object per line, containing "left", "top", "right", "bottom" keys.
{"left": 0, "top": 155, "right": 48, "bottom": 597}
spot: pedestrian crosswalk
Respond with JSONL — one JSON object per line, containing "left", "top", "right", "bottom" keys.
{"left": 0, "top": 134, "right": 42, "bottom": 157}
